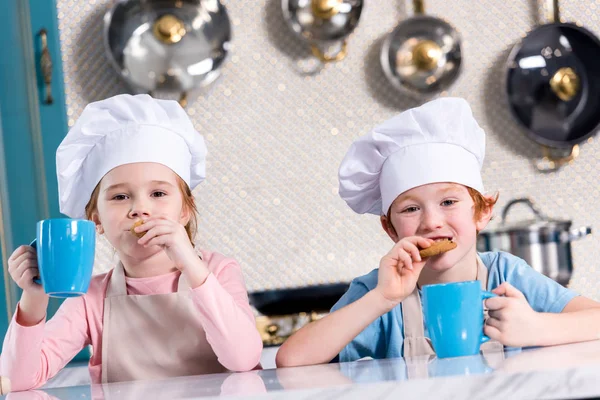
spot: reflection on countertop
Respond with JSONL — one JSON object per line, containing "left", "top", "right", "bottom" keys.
{"left": 4, "top": 340, "right": 600, "bottom": 400}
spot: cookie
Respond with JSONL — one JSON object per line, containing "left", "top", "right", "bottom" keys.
{"left": 419, "top": 239, "right": 457, "bottom": 258}
{"left": 130, "top": 220, "right": 146, "bottom": 238}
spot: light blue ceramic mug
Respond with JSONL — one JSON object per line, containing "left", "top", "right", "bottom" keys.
{"left": 30, "top": 219, "right": 96, "bottom": 298}
{"left": 422, "top": 280, "right": 496, "bottom": 358}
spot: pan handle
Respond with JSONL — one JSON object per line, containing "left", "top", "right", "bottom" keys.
{"left": 535, "top": 144, "right": 579, "bottom": 172}
{"left": 546, "top": 0, "right": 560, "bottom": 23}
{"left": 147, "top": 91, "right": 189, "bottom": 108}
{"left": 413, "top": 0, "right": 425, "bottom": 14}
{"left": 178, "top": 92, "right": 188, "bottom": 108}
{"left": 501, "top": 198, "right": 546, "bottom": 225}
{"left": 311, "top": 40, "right": 348, "bottom": 63}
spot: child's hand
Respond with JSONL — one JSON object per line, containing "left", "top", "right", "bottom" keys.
{"left": 484, "top": 282, "right": 541, "bottom": 347}
{"left": 7, "top": 245, "right": 46, "bottom": 297}
{"left": 374, "top": 236, "right": 435, "bottom": 309}
{"left": 135, "top": 216, "right": 200, "bottom": 271}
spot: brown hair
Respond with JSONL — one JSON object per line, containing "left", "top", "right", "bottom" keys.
{"left": 84, "top": 176, "right": 198, "bottom": 243}
{"left": 384, "top": 186, "right": 499, "bottom": 235}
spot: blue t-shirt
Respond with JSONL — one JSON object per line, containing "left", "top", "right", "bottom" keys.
{"left": 331, "top": 251, "right": 578, "bottom": 362}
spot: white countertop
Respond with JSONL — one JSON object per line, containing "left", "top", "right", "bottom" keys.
{"left": 5, "top": 340, "right": 600, "bottom": 400}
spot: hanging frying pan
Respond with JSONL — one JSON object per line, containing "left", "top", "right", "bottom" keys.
{"left": 381, "top": 0, "right": 462, "bottom": 96}
{"left": 506, "top": 0, "right": 600, "bottom": 171}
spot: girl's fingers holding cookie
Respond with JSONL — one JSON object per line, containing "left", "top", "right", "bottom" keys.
{"left": 138, "top": 225, "right": 174, "bottom": 246}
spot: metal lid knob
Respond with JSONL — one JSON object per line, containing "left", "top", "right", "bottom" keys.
{"left": 412, "top": 40, "right": 442, "bottom": 71}
{"left": 266, "top": 323, "right": 279, "bottom": 336}
{"left": 550, "top": 67, "right": 580, "bottom": 102}
{"left": 311, "top": 0, "right": 343, "bottom": 19}
{"left": 153, "top": 14, "right": 186, "bottom": 44}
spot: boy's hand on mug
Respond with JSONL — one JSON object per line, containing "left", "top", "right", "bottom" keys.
{"left": 484, "top": 282, "right": 540, "bottom": 347}
{"left": 375, "top": 236, "right": 435, "bottom": 310}
{"left": 7, "top": 245, "right": 46, "bottom": 296}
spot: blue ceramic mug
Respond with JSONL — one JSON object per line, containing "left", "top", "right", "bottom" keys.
{"left": 30, "top": 219, "right": 96, "bottom": 298}
{"left": 422, "top": 280, "right": 496, "bottom": 358}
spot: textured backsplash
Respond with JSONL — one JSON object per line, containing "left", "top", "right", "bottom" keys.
{"left": 55, "top": 0, "right": 600, "bottom": 299}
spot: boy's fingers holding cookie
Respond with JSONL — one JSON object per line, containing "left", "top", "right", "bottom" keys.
{"left": 413, "top": 237, "right": 435, "bottom": 249}
{"left": 404, "top": 242, "right": 423, "bottom": 263}
{"left": 398, "top": 250, "right": 413, "bottom": 271}
{"left": 386, "top": 246, "right": 411, "bottom": 268}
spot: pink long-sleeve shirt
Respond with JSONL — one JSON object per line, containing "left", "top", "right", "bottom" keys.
{"left": 0, "top": 250, "right": 263, "bottom": 391}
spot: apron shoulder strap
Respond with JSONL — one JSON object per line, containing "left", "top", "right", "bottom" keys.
{"left": 402, "top": 287, "right": 425, "bottom": 339}
{"left": 402, "top": 286, "right": 435, "bottom": 359}
{"left": 106, "top": 263, "right": 127, "bottom": 297}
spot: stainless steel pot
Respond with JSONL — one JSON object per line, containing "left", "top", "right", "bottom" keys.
{"left": 282, "top": 0, "right": 363, "bottom": 62}
{"left": 380, "top": 0, "right": 462, "bottom": 96}
{"left": 477, "top": 198, "right": 591, "bottom": 286}
{"left": 104, "top": 0, "right": 232, "bottom": 106}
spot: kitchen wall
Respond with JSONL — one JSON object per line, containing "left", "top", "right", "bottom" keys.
{"left": 55, "top": 0, "right": 600, "bottom": 299}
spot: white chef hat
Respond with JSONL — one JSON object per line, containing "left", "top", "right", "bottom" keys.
{"left": 56, "top": 94, "right": 207, "bottom": 218}
{"left": 338, "top": 97, "right": 485, "bottom": 215}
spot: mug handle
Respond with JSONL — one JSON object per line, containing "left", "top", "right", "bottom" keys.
{"left": 29, "top": 239, "right": 42, "bottom": 285}
{"left": 481, "top": 291, "right": 497, "bottom": 344}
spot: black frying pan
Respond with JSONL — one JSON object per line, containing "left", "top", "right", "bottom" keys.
{"left": 249, "top": 283, "right": 349, "bottom": 316}
{"left": 506, "top": 0, "right": 600, "bottom": 171}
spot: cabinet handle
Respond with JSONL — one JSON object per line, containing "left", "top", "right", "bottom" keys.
{"left": 39, "top": 29, "right": 53, "bottom": 105}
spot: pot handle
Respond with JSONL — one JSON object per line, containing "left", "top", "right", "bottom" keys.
{"left": 546, "top": 0, "right": 560, "bottom": 23}
{"left": 147, "top": 91, "right": 189, "bottom": 108}
{"left": 178, "top": 92, "right": 188, "bottom": 108}
{"left": 413, "top": 0, "right": 425, "bottom": 14}
{"left": 536, "top": 145, "right": 579, "bottom": 173}
{"left": 562, "top": 226, "right": 592, "bottom": 243}
{"left": 311, "top": 40, "right": 348, "bottom": 63}
{"left": 501, "top": 198, "right": 546, "bottom": 224}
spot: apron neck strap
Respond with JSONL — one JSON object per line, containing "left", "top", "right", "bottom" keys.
{"left": 107, "top": 262, "right": 190, "bottom": 297}
{"left": 107, "top": 263, "right": 127, "bottom": 297}
{"left": 402, "top": 286, "right": 425, "bottom": 339}
{"left": 476, "top": 255, "right": 489, "bottom": 290}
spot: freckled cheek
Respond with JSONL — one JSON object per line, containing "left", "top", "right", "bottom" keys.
{"left": 394, "top": 217, "right": 420, "bottom": 236}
